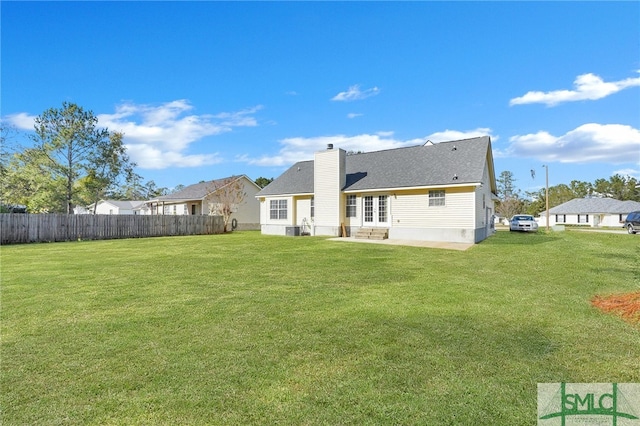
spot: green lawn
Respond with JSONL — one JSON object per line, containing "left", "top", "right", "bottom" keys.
{"left": 2, "top": 230, "right": 639, "bottom": 425}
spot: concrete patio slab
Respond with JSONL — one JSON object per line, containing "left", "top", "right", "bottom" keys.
{"left": 327, "top": 237, "right": 474, "bottom": 251}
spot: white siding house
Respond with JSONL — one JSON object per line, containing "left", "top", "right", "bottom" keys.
{"left": 256, "top": 137, "right": 498, "bottom": 244}
{"left": 538, "top": 198, "right": 640, "bottom": 228}
{"left": 87, "top": 200, "right": 146, "bottom": 215}
{"left": 146, "top": 175, "right": 261, "bottom": 230}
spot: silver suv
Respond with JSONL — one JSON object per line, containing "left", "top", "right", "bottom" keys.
{"left": 624, "top": 211, "right": 640, "bottom": 234}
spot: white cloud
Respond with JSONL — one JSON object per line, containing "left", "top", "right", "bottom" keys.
{"left": 3, "top": 100, "right": 262, "bottom": 170}
{"left": 510, "top": 71, "right": 640, "bottom": 107}
{"left": 506, "top": 123, "right": 640, "bottom": 164}
{"left": 96, "top": 100, "right": 262, "bottom": 168}
{"left": 422, "top": 128, "right": 497, "bottom": 143}
{"left": 2, "top": 112, "right": 38, "bottom": 130}
{"left": 347, "top": 113, "right": 363, "bottom": 119}
{"left": 612, "top": 168, "right": 640, "bottom": 179}
{"left": 125, "top": 144, "right": 223, "bottom": 170}
{"left": 98, "top": 100, "right": 222, "bottom": 151}
{"left": 241, "top": 128, "right": 496, "bottom": 167}
{"left": 213, "top": 105, "right": 263, "bottom": 127}
{"left": 331, "top": 84, "right": 380, "bottom": 102}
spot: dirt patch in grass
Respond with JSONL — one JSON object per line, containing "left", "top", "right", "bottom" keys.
{"left": 592, "top": 291, "right": 640, "bottom": 325}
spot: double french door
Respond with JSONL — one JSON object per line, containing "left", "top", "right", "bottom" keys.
{"left": 363, "top": 195, "right": 389, "bottom": 227}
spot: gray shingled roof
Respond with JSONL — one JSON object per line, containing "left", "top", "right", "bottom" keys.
{"left": 549, "top": 198, "right": 640, "bottom": 214}
{"left": 156, "top": 176, "right": 242, "bottom": 201}
{"left": 255, "top": 160, "right": 315, "bottom": 196}
{"left": 257, "top": 137, "right": 492, "bottom": 196}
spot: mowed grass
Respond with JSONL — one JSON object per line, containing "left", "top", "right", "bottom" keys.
{"left": 2, "top": 230, "right": 639, "bottom": 425}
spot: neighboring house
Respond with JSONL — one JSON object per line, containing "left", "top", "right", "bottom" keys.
{"left": 145, "top": 175, "right": 261, "bottom": 230}
{"left": 256, "top": 136, "right": 498, "bottom": 244}
{"left": 133, "top": 203, "right": 151, "bottom": 215}
{"left": 74, "top": 205, "right": 89, "bottom": 214}
{"left": 87, "top": 200, "right": 146, "bottom": 215}
{"left": 493, "top": 215, "right": 509, "bottom": 226}
{"left": 538, "top": 197, "right": 640, "bottom": 228}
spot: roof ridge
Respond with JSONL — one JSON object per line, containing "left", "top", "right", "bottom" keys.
{"left": 341, "top": 136, "right": 489, "bottom": 156}
{"left": 347, "top": 144, "right": 424, "bottom": 156}
{"left": 437, "top": 136, "right": 488, "bottom": 144}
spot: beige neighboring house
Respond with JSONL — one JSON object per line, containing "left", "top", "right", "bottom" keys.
{"left": 538, "top": 197, "right": 640, "bottom": 228}
{"left": 145, "top": 175, "right": 261, "bottom": 230}
{"left": 87, "top": 199, "right": 146, "bottom": 215}
{"left": 256, "top": 136, "right": 498, "bottom": 244}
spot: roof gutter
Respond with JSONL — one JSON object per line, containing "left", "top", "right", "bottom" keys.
{"left": 343, "top": 182, "right": 482, "bottom": 194}
{"left": 256, "top": 192, "right": 314, "bottom": 199}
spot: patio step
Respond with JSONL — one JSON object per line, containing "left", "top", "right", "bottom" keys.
{"left": 355, "top": 227, "right": 389, "bottom": 240}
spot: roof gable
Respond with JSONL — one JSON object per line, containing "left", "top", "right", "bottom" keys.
{"left": 256, "top": 161, "right": 314, "bottom": 196}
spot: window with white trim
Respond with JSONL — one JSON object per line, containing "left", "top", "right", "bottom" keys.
{"left": 578, "top": 214, "right": 589, "bottom": 223}
{"left": 429, "top": 190, "right": 445, "bottom": 207}
{"left": 378, "top": 195, "right": 388, "bottom": 222}
{"left": 269, "top": 199, "right": 287, "bottom": 220}
{"left": 310, "top": 197, "right": 314, "bottom": 218}
{"left": 346, "top": 195, "right": 357, "bottom": 217}
{"left": 556, "top": 214, "right": 566, "bottom": 223}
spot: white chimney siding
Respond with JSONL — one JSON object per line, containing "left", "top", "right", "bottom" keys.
{"left": 313, "top": 147, "right": 346, "bottom": 236}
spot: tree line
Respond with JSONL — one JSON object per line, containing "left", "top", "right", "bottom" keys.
{"left": 9, "top": 103, "right": 632, "bottom": 217}
{"left": 1, "top": 103, "right": 274, "bottom": 214}
{"left": 495, "top": 170, "right": 640, "bottom": 219}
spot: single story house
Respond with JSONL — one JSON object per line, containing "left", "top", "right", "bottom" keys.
{"left": 538, "top": 197, "right": 640, "bottom": 228}
{"left": 87, "top": 200, "right": 146, "bottom": 215}
{"left": 256, "top": 136, "right": 498, "bottom": 244}
{"left": 145, "top": 175, "right": 261, "bottom": 230}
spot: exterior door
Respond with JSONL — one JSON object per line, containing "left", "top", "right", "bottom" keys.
{"left": 363, "top": 195, "right": 390, "bottom": 227}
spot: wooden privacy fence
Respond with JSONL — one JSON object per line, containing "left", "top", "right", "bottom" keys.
{"left": 0, "top": 214, "right": 224, "bottom": 245}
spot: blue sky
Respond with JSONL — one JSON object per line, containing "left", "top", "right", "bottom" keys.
{"left": 2, "top": 1, "right": 639, "bottom": 195}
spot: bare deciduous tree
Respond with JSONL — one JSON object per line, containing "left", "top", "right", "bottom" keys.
{"left": 496, "top": 197, "right": 526, "bottom": 221}
{"left": 207, "top": 176, "right": 247, "bottom": 232}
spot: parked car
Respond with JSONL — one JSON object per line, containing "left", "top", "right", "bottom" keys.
{"left": 509, "top": 215, "right": 539, "bottom": 232}
{"left": 624, "top": 211, "right": 640, "bottom": 234}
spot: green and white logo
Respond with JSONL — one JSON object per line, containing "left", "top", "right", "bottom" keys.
{"left": 538, "top": 383, "right": 640, "bottom": 425}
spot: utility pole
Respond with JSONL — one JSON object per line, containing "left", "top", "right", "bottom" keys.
{"left": 543, "top": 165, "right": 549, "bottom": 231}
